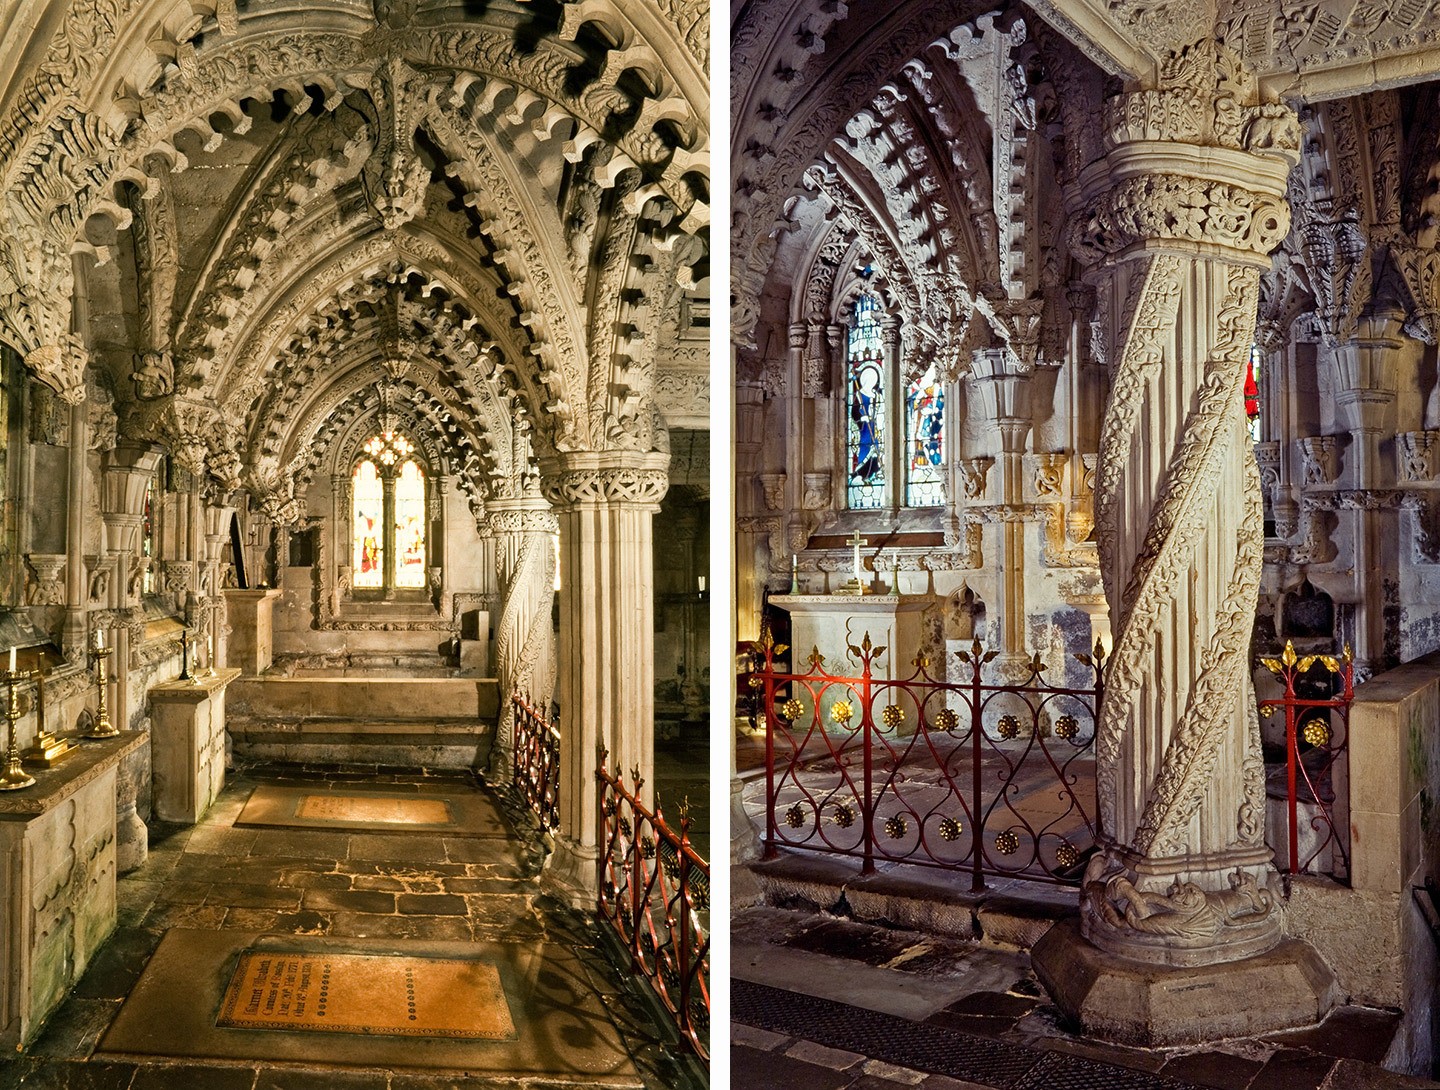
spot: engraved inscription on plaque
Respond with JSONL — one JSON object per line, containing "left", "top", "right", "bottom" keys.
{"left": 294, "top": 795, "right": 453, "bottom": 826}
{"left": 217, "top": 952, "right": 517, "bottom": 1039}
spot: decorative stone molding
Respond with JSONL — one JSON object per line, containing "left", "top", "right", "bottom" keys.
{"left": 1296, "top": 436, "right": 1341, "bottom": 486}
{"left": 1396, "top": 430, "right": 1440, "bottom": 483}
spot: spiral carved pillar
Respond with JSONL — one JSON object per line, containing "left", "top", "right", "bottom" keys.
{"left": 486, "top": 496, "right": 557, "bottom": 784}
{"left": 1032, "top": 41, "right": 1338, "bottom": 1045}
{"left": 539, "top": 451, "right": 668, "bottom": 904}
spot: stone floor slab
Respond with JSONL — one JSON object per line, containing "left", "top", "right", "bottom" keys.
{"left": 236, "top": 785, "right": 505, "bottom": 838}
{"left": 96, "top": 929, "right": 638, "bottom": 1080}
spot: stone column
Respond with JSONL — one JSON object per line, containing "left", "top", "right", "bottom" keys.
{"left": 485, "top": 494, "right": 557, "bottom": 783}
{"left": 1327, "top": 314, "right": 1411, "bottom": 674}
{"left": 1031, "top": 41, "right": 1338, "bottom": 1045}
{"left": 967, "top": 347, "right": 1032, "bottom": 678}
{"left": 539, "top": 450, "right": 667, "bottom": 905}
{"left": 880, "top": 314, "right": 903, "bottom": 511}
{"left": 62, "top": 397, "right": 89, "bottom": 658}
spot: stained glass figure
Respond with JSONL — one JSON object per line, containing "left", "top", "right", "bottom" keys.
{"left": 1245, "top": 344, "right": 1262, "bottom": 443}
{"left": 847, "top": 294, "right": 885, "bottom": 509}
{"left": 905, "top": 366, "right": 944, "bottom": 507}
{"left": 352, "top": 459, "right": 384, "bottom": 589}
{"left": 394, "top": 460, "right": 427, "bottom": 588}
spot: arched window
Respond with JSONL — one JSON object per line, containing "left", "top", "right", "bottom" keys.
{"left": 350, "top": 430, "right": 425, "bottom": 594}
{"left": 844, "top": 292, "right": 945, "bottom": 510}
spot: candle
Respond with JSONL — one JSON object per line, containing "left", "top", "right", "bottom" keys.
{"left": 96, "top": 628, "right": 104, "bottom": 650}
{"left": 697, "top": 576, "right": 706, "bottom": 593}
{"left": 8, "top": 647, "right": 14, "bottom": 673}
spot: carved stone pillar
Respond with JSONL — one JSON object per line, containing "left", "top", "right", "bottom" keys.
{"left": 1031, "top": 41, "right": 1338, "bottom": 1045}
{"left": 485, "top": 494, "right": 557, "bottom": 784}
{"left": 538, "top": 450, "right": 667, "bottom": 905}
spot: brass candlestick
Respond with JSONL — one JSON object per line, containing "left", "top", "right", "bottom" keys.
{"left": 85, "top": 645, "right": 118, "bottom": 739}
{"left": 0, "top": 669, "right": 36, "bottom": 790}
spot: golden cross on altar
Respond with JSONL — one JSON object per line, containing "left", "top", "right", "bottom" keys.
{"left": 847, "top": 530, "right": 866, "bottom": 588}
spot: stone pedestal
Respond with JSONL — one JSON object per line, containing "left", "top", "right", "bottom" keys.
{"left": 115, "top": 740, "right": 150, "bottom": 873}
{"left": 149, "top": 668, "right": 241, "bottom": 823}
{"left": 223, "top": 589, "right": 280, "bottom": 676}
{"left": 0, "top": 732, "right": 145, "bottom": 1048}
{"left": 1032, "top": 919, "right": 1341, "bottom": 1047}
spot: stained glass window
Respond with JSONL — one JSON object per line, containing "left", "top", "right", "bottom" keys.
{"left": 847, "top": 294, "right": 886, "bottom": 509}
{"left": 905, "top": 366, "right": 944, "bottom": 507}
{"left": 142, "top": 477, "right": 156, "bottom": 594}
{"left": 1245, "top": 344, "right": 1262, "bottom": 443}
{"left": 394, "top": 460, "right": 427, "bottom": 588}
{"left": 352, "top": 459, "right": 384, "bottom": 589}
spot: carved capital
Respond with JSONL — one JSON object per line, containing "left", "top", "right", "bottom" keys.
{"left": 538, "top": 451, "right": 670, "bottom": 509}
{"left": 25, "top": 342, "right": 87, "bottom": 405}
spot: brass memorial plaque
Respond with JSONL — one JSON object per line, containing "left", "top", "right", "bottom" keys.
{"left": 217, "top": 951, "right": 517, "bottom": 1039}
{"left": 294, "top": 794, "right": 453, "bottom": 826}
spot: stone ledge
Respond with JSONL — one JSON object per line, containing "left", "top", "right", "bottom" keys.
{"left": 0, "top": 731, "right": 145, "bottom": 815}
{"left": 745, "top": 852, "right": 1077, "bottom": 947}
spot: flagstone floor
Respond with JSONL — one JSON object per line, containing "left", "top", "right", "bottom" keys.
{"left": 0, "top": 765, "right": 703, "bottom": 1090}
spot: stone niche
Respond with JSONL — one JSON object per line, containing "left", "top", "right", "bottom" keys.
{"left": 0, "top": 733, "right": 145, "bottom": 1048}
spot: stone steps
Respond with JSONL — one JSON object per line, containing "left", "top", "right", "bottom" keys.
{"left": 227, "top": 676, "right": 500, "bottom": 769}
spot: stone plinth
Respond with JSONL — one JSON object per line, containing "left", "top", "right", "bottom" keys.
{"left": 1032, "top": 919, "right": 1340, "bottom": 1047}
{"left": 223, "top": 589, "right": 281, "bottom": 675}
{"left": 0, "top": 732, "right": 145, "bottom": 1048}
{"left": 150, "top": 668, "right": 241, "bottom": 823}
{"left": 770, "top": 594, "right": 932, "bottom": 725}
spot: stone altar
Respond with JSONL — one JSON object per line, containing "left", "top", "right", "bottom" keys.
{"left": 0, "top": 732, "right": 145, "bottom": 1048}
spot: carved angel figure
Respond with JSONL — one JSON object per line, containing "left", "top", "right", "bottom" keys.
{"left": 131, "top": 351, "right": 174, "bottom": 399}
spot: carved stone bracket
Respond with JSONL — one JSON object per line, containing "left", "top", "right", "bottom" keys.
{"left": 1397, "top": 430, "right": 1440, "bottom": 483}
{"left": 1027, "top": 452, "right": 1067, "bottom": 500}
{"left": 758, "top": 473, "right": 786, "bottom": 512}
{"left": 1296, "top": 435, "right": 1341, "bottom": 486}
{"left": 958, "top": 456, "right": 994, "bottom": 500}
{"left": 24, "top": 553, "right": 66, "bottom": 606}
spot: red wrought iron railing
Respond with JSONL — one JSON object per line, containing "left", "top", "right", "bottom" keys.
{"left": 510, "top": 691, "right": 559, "bottom": 833}
{"left": 1257, "top": 640, "right": 1354, "bottom": 883}
{"left": 596, "top": 748, "right": 710, "bottom": 1059}
{"left": 748, "top": 628, "right": 1104, "bottom": 891}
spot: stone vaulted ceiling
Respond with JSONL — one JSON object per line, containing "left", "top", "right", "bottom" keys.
{"left": 0, "top": 0, "right": 709, "bottom": 522}
{"left": 733, "top": 0, "right": 1440, "bottom": 378}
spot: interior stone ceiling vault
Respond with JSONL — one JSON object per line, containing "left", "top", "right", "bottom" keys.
{"left": 0, "top": 0, "right": 710, "bottom": 515}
